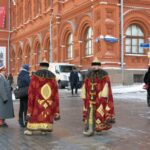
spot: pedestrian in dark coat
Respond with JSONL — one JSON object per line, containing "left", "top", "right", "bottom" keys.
{"left": 17, "top": 64, "right": 30, "bottom": 127}
{"left": 144, "top": 66, "right": 150, "bottom": 107}
{"left": 69, "top": 68, "right": 79, "bottom": 95}
{"left": 7, "top": 73, "right": 14, "bottom": 91}
{"left": 0, "top": 65, "right": 14, "bottom": 127}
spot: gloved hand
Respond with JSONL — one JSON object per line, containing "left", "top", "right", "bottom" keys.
{"left": 3, "top": 100, "right": 8, "bottom": 104}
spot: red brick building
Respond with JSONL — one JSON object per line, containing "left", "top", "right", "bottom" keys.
{"left": 1, "top": 0, "right": 150, "bottom": 84}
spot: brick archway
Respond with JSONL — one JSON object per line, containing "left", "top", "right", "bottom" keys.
{"left": 60, "top": 23, "right": 73, "bottom": 62}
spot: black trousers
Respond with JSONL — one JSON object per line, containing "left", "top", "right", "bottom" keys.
{"left": 19, "top": 97, "right": 28, "bottom": 125}
{"left": 147, "top": 89, "right": 150, "bottom": 107}
{"left": 71, "top": 83, "right": 78, "bottom": 95}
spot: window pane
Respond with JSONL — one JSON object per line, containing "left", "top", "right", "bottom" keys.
{"left": 126, "top": 38, "right": 131, "bottom": 45}
{"left": 139, "top": 39, "right": 144, "bottom": 46}
{"left": 132, "top": 46, "right": 137, "bottom": 53}
{"left": 89, "top": 40, "right": 92, "bottom": 48}
{"left": 132, "top": 39, "right": 138, "bottom": 46}
{"left": 89, "top": 47, "right": 92, "bottom": 55}
{"left": 85, "top": 27, "right": 93, "bottom": 56}
{"left": 126, "top": 45, "right": 131, "bottom": 53}
{"left": 67, "top": 33, "right": 73, "bottom": 59}
{"left": 139, "top": 39, "right": 144, "bottom": 53}
{"left": 86, "top": 42, "right": 89, "bottom": 49}
{"left": 139, "top": 47, "right": 144, "bottom": 53}
{"left": 132, "top": 25, "right": 138, "bottom": 36}
{"left": 89, "top": 27, "right": 93, "bottom": 37}
{"left": 126, "top": 27, "right": 132, "bottom": 36}
{"left": 138, "top": 28, "right": 144, "bottom": 36}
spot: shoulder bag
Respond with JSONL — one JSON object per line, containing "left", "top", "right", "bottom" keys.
{"left": 14, "top": 86, "right": 29, "bottom": 99}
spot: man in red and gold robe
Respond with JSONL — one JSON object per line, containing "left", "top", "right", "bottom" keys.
{"left": 81, "top": 57, "right": 115, "bottom": 136}
{"left": 24, "top": 59, "right": 60, "bottom": 135}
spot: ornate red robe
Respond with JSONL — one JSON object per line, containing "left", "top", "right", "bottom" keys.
{"left": 81, "top": 69, "right": 115, "bottom": 132}
{"left": 26, "top": 70, "right": 60, "bottom": 131}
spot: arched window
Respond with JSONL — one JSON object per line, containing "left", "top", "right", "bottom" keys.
{"left": 66, "top": 33, "right": 73, "bottom": 59}
{"left": 84, "top": 27, "right": 93, "bottom": 56}
{"left": 125, "top": 24, "right": 144, "bottom": 54}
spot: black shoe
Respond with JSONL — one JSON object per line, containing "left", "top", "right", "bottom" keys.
{"left": 18, "top": 120, "right": 25, "bottom": 128}
{"left": 19, "top": 123, "right": 26, "bottom": 128}
{"left": 20, "top": 124, "right": 26, "bottom": 128}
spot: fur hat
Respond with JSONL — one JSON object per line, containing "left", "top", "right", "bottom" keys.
{"left": 40, "top": 58, "right": 49, "bottom": 67}
{"left": 22, "top": 64, "right": 29, "bottom": 71}
{"left": 91, "top": 57, "right": 101, "bottom": 66}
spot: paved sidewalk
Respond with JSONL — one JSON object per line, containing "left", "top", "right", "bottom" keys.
{"left": 1, "top": 87, "right": 150, "bottom": 150}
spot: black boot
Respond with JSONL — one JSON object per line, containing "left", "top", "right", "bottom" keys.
{"left": 18, "top": 118, "right": 25, "bottom": 128}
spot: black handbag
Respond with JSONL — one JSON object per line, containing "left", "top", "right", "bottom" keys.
{"left": 14, "top": 86, "right": 29, "bottom": 99}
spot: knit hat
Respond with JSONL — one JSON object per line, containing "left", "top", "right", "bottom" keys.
{"left": 22, "top": 64, "right": 29, "bottom": 71}
{"left": 40, "top": 59, "right": 49, "bottom": 67}
{"left": 91, "top": 57, "right": 101, "bottom": 66}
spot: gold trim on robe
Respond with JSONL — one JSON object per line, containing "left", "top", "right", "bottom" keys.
{"left": 98, "top": 83, "right": 108, "bottom": 98}
{"left": 81, "top": 84, "right": 86, "bottom": 99}
{"left": 27, "top": 122, "right": 53, "bottom": 131}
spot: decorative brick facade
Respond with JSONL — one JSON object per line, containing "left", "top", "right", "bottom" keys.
{"left": 1, "top": 0, "right": 150, "bottom": 84}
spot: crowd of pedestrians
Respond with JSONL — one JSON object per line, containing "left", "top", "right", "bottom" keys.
{"left": 0, "top": 57, "right": 117, "bottom": 137}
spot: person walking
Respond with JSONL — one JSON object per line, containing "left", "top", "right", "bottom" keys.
{"left": 81, "top": 57, "right": 115, "bottom": 136}
{"left": 17, "top": 64, "right": 30, "bottom": 127}
{"left": 0, "top": 65, "right": 14, "bottom": 127}
{"left": 143, "top": 66, "right": 150, "bottom": 107}
{"left": 69, "top": 68, "right": 79, "bottom": 95}
{"left": 24, "top": 59, "right": 60, "bottom": 135}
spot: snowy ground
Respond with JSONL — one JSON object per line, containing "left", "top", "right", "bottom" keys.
{"left": 112, "top": 83, "right": 145, "bottom": 94}
{"left": 112, "top": 83, "right": 147, "bottom": 103}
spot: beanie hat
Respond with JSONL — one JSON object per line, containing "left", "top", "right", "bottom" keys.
{"left": 22, "top": 64, "right": 29, "bottom": 71}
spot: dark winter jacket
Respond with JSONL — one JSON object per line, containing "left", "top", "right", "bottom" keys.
{"left": 17, "top": 69, "right": 30, "bottom": 88}
{"left": 144, "top": 67, "right": 150, "bottom": 85}
{"left": 144, "top": 67, "right": 150, "bottom": 93}
{"left": 69, "top": 70, "right": 79, "bottom": 86}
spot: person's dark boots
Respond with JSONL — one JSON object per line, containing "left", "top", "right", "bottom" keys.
{"left": 75, "top": 89, "right": 78, "bottom": 94}
{"left": 71, "top": 89, "right": 74, "bottom": 95}
{"left": 18, "top": 118, "right": 25, "bottom": 127}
